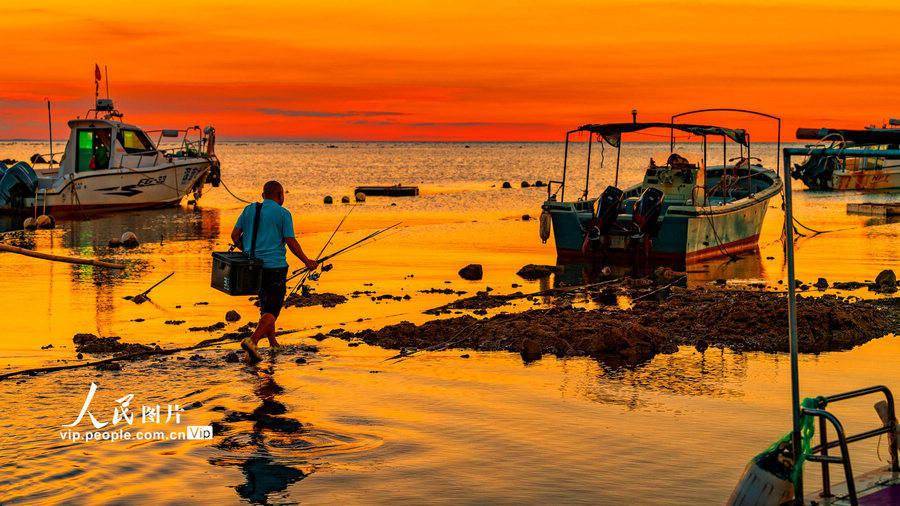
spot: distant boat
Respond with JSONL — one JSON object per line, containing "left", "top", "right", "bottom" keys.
{"left": 540, "top": 109, "right": 783, "bottom": 267}
{"left": 0, "top": 98, "right": 221, "bottom": 216}
{"left": 792, "top": 121, "right": 900, "bottom": 191}
{"left": 354, "top": 184, "right": 419, "bottom": 197}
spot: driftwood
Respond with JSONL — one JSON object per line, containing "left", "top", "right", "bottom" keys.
{"left": 0, "top": 242, "right": 125, "bottom": 269}
{"left": 0, "top": 328, "right": 301, "bottom": 381}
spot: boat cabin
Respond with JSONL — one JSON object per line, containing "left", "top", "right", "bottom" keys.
{"left": 55, "top": 118, "right": 160, "bottom": 177}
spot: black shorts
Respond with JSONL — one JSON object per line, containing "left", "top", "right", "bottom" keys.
{"left": 258, "top": 267, "right": 288, "bottom": 318}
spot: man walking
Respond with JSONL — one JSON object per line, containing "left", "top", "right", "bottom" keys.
{"left": 231, "top": 181, "right": 317, "bottom": 362}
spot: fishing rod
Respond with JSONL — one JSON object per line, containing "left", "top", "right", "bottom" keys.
{"left": 289, "top": 204, "right": 356, "bottom": 296}
{"left": 286, "top": 222, "right": 402, "bottom": 283}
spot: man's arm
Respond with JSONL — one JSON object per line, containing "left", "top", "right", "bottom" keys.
{"left": 231, "top": 227, "right": 243, "bottom": 250}
{"left": 286, "top": 237, "right": 318, "bottom": 271}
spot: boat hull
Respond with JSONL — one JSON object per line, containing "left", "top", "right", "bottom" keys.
{"left": 831, "top": 168, "right": 900, "bottom": 190}
{"left": 544, "top": 170, "right": 780, "bottom": 266}
{"left": 4, "top": 159, "right": 210, "bottom": 216}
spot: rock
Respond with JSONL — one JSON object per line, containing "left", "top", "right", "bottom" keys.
{"left": 458, "top": 264, "right": 483, "bottom": 281}
{"left": 695, "top": 339, "right": 709, "bottom": 353}
{"left": 520, "top": 181, "right": 531, "bottom": 188}
{"left": 348, "top": 341, "right": 361, "bottom": 347}
{"left": 460, "top": 354, "right": 470, "bottom": 359}
{"left": 341, "top": 196, "right": 351, "bottom": 204}
{"left": 873, "top": 269, "right": 897, "bottom": 294}
{"left": 73, "top": 333, "right": 156, "bottom": 355}
{"left": 520, "top": 338, "right": 543, "bottom": 363}
{"left": 23, "top": 217, "right": 37, "bottom": 230}
{"left": 501, "top": 181, "right": 512, "bottom": 189}
{"left": 108, "top": 238, "right": 122, "bottom": 248}
{"left": 188, "top": 321, "right": 227, "bottom": 332}
{"left": 521, "top": 214, "right": 531, "bottom": 221}
{"left": 96, "top": 362, "right": 122, "bottom": 372}
{"left": 832, "top": 281, "right": 867, "bottom": 290}
{"left": 534, "top": 180, "right": 546, "bottom": 187}
{"left": 355, "top": 192, "right": 366, "bottom": 203}
{"left": 516, "top": 264, "right": 559, "bottom": 280}
{"left": 295, "top": 357, "right": 307, "bottom": 364}
{"left": 120, "top": 231, "right": 139, "bottom": 248}
{"left": 225, "top": 310, "right": 241, "bottom": 322}
{"left": 35, "top": 215, "right": 54, "bottom": 229}
{"left": 76, "top": 353, "right": 83, "bottom": 360}
{"left": 324, "top": 195, "right": 333, "bottom": 204}
{"left": 41, "top": 344, "right": 53, "bottom": 350}
{"left": 223, "top": 351, "right": 241, "bottom": 363}
{"left": 813, "top": 278, "right": 829, "bottom": 290}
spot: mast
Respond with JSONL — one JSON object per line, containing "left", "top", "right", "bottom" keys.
{"left": 782, "top": 148, "right": 803, "bottom": 504}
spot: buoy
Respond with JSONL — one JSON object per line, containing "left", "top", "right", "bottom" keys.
{"left": 323, "top": 195, "right": 333, "bottom": 204}
{"left": 23, "top": 217, "right": 37, "bottom": 230}
{"left": 501, "top": 181, "right": 512, "bottom": 189}
{"left": 120, "top": 231, "right": 140, "bottom": 248}
{"left": 36, "top": 215, "right": 54, "bottom": 229}
{"left": 355, "top": 192, "right": 366, "bottom": 203}
{"left": 521, "top": 214, "right": 531, "bottom": 221}
{"left": 539, "top": 210, "right": 552, "bottom": 243}
{"left": 521, "top": 181, "right": 531, "bottom": 188}
{"left": 341, "top": 196, "right": 351, "bottom": 204}
{"left": 534, "top": 180, "right": 545, "bottom": 187}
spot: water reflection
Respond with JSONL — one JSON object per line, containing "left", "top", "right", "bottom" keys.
{"left": 210, "top": 361, "right": 309, "bottom": 504}
{"left": 552, "top": 248, "right": 765, "bottom": 287}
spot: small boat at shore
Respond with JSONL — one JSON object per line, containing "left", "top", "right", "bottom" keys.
{"left": 540, "top": 109, "right": 783, "bottom": 267}
{"left": 0, "top": 98, "right": 220, "bottom": 217}
{"left": 792, "top": 120, "right": 900, "bottom": 191}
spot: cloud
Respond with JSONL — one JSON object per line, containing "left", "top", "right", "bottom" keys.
{"left": 407, "top": 121, "right": 548, "bottom": 128}
{"left": 257, "top": 108, "right": 404, "bottom": 118}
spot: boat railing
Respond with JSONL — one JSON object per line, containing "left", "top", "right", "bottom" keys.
{"left": 800, "top": 385, "right": 899, "bottom": 505}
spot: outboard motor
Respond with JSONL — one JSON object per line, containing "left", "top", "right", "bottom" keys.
{"left": 632, "top": 187, "right": 664, "bottom": 236}
{"left": 0, "top": 162, "right": 39, "bottom": 210}
{"left": 582, "top": 186, "right": 624, "bottom": 254}
{"left": 791, "top": 153, "right": 839, "bottom": 190}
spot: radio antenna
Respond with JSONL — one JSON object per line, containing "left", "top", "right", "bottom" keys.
{"left": 46, "top": 99, "right": 54, "bottom": 168}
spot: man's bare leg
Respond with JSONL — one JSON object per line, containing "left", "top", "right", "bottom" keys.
{"left": 241, "top": 313, "right": 275, "bottom": 362}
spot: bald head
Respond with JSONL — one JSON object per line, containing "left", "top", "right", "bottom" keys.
{"left": 262, "top": 180, "right": 284, "bottom": 205}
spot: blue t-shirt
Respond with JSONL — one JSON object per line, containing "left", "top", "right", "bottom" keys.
{"left": 236, "top": 199, "right": 295, "bottom": 269}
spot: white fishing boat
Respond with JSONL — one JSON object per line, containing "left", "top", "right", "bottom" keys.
{"left": 0, "top": 98, "right": 220, "bottom": 217}
{"left": 792, "top": 120, "right": 900, "bottom": 191}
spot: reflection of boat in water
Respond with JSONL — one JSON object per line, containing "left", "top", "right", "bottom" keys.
{"left": 792, "top": 120, "right": 900, "bottom": 191}
{"left": 0, "top": 98, "right": 221, "bottom": 217}
{"left": 541, "top": 109, "right": 783, "bottom": 267}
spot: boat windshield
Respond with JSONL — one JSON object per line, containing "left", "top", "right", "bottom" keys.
{"left": 117, "top": 129, "right": 156, "bottom": 154}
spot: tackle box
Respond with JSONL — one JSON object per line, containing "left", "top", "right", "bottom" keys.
{"left": 211, "top": 251, "right": 263, "bottom": 295}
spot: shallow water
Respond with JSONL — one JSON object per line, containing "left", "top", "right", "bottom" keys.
{"left": 0, "top": 141, "right": 897, "bottom": 504}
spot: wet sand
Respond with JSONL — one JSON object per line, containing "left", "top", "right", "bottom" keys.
{"left": 0, "top": 141, "right": 897, "bottom": 504}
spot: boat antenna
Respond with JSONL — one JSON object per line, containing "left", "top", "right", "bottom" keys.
{"left": 46, "top": 98, "right": 54, "bottom": 168}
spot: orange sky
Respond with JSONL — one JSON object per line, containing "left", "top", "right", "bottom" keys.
{"left": 1, "top": 1, "right": 898, "bottom": 141}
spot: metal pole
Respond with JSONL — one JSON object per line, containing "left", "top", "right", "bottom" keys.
{"left": 584, "top": 133, "right": 592, "bottom": 199}
{"left": 105, "top": 65, "right": 110, "bottom": 99}
{"left": 47, "top": 100, "right": 54, "bottom": 168}
{"left": 561, "top": 132, "right": 570, "bottom": 202}
{"left": 783, "top": 148, "right": 803, "bottom": 504}
{"left": 614, "top": 145, "right": 621, "bottom": 187}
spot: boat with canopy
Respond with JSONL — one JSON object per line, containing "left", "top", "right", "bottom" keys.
{"left": 540, "top": 109, "right": 783, "bottom": 268}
